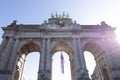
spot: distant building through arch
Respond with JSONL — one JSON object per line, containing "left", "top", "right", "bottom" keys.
{"left": 0, "top": 14, "right": 120, "bottom": 80}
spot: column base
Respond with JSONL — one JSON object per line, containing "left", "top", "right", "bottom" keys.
{"left": 38, "top": 70, "right": 51, "bottom": 80}
{"left": 80, "top": 73, "right": 90, "bottom": 80}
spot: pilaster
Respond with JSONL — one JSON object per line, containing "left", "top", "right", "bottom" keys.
{"left": 45, "top": 38, "right": 51, "bottom": 80}
{"left": 78, "top": 38, "right": 87, "bottom": 70}
{"left": 72, "top": 38, "right": 81, "bottom": 80}
{"left": 7, "top": 38, "right": 20, "bottom": 80}
{"left": 77, "top": 38, "right": 90, "bottom": 79}
{"left": 0, "top": 36, "right": 15, "bottom": 80}
{"left": 0, "top": 36, "right": 8, "bottom": 59}
{"left": 0, "top": 36, "right": 15, "bottom": 70}
{"left": 38, "top": 38, "right": 46, "bottom": 80}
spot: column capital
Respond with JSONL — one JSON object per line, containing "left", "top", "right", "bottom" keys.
{"left": 42, "top": 37, "right": 51, "bottom": 40}
{"left": 72, "top": 37, "right": 77, "bottom": 39}
{"left": 72, "top": 37, "right": 82, "bottom": 39}
{"left": 8, "top": 36, "right": 15, "bottom": 39}
{"left": 77, "top": 37, "right": 82, "bottom": 40}
{"left": 46, "top": 37, "right": 51, "bottom": 40}
{"left": 41, "top": 38, "right": 46, "bottom": 42}
{"left": 41, "top": 37, "right": 46, "bottom": 39}
{"left": 15, "top": 37, "right": 20, "bottom": 40}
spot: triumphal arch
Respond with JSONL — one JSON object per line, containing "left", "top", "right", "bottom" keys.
{"left": 0, "top": 14, "right": 120, "bottom": 80}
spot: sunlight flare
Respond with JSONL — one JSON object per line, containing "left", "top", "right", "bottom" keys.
{"left": 115, "top": 28, "right": 120, "bottom": 44}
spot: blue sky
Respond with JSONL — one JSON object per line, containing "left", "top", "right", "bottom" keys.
{"left": 0, "top": 0, "right": 120, "bottom": 26}
{"left": 0, "top": 0, "right": 120, "bottom": 80}
{"left": 1, "top": 0, "right": 120, "bottom": 36}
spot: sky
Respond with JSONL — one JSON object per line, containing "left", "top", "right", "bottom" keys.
{"left": 0, "top": 0, "right": 120, "bottom": 80}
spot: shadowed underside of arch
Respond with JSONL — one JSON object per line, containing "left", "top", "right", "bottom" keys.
{"left": 20, "top": 42, "right": 40, "bottom": 55}
{"left": 83, "top": 42, "right": 103, "bottom": 58}
{"left": 51, "top": 41, "right": 72, "bottom": 57}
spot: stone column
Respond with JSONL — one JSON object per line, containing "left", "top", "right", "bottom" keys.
{"left": 6, "top": 38, "right": 20, "bottom": 80}
{"left": 7, "top": 38, "right": 19, "bottom": 70}
{"left": 0, "top": 37, "right": 15, "bottom": 80}
{"left": 0, "top": 36, "right": 8, "bottom": 59}
{"left": 77, "top": 39, "right": 87, "bottom": 70}
{"left": 77, "top": 38, "right": 89, "bottom": 79}
{"left": 45, "top": 38, "right": 51, "bottom": 80}
{"left": 0, "top": 36, "right": 15, "bottom": 70}
{"left": 38, "top": 38, "right": 46, "bottom": 80}
{"left": 72, "top": 38, "right": 81, "bottom": 80}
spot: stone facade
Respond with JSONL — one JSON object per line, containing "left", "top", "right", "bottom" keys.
{"left": 0, "top": 16, "right": 120, "bottom": 80}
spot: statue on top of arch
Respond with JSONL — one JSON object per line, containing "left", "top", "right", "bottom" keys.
{"left": 8, "top": 20, "right": 18, "bottom": 27}
{"left": 51, "top": 12, "right": 70, "bottom": 19}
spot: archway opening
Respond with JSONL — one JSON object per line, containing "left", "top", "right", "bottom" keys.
{"left": 16, "top": 42, "right": 40, "bottom": 80}
{"left": 84, "top": 51, "right": 96, "bottom": 79}
{"left": 52, "top": 51, "right": 71, "bottom": 80}
{"left": 22, "top": 52, "right": 40, "bottom": 80}
{"left": 83, "top": 42, "right": 106, "bottom": 80}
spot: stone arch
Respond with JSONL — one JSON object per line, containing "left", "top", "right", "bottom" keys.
{"left": 16, "top": 41, "right": 41, "bottom": 80}
{"left": 51, "top": 40, "right": 72, "bottom": 57}
{"left": 83, "top": 40, "right": 103, "bottom": 57}
{"left": 51, "top": 40, "right": 73, "bottom": 79}
{"left": 83, "top": 40, "right": 110, "bottom": 80}
{"left": 19, "top": 41, "right": 41, "bottom": 55}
